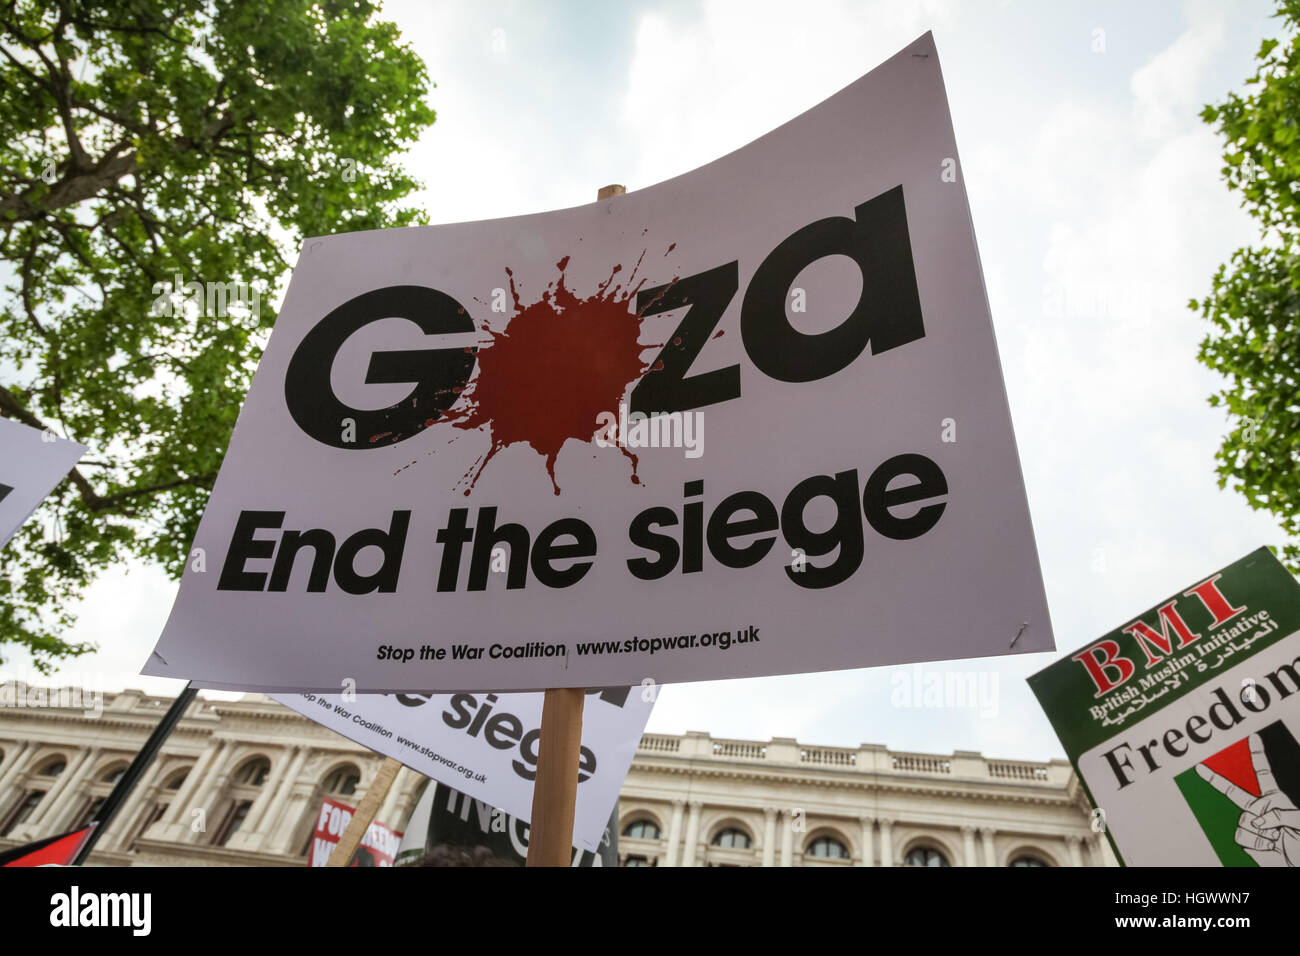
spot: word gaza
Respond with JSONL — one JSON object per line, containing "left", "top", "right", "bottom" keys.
{"left": 284, "top": 186, "right": 923, "bottom": 449}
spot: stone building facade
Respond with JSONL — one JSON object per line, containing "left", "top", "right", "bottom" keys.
{"left": 0, "top": 686, "right": 1115, "bottom": 866}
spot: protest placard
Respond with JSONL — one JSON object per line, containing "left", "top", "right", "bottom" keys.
{"left": 1029, "top": 547, "right": 1300, "bottom": 866}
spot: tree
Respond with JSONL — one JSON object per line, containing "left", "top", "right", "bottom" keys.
{"left": 1, "top": 0, "right": 435, "bottom": 668}
{"left": 1192, "top": 0, "right": 1300, "bottom": 572}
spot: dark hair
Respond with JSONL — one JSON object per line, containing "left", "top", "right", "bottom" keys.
{"left": 405, "top": 843, "right": 517, "bottom": 867}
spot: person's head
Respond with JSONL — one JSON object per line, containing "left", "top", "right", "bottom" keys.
{"left": 406, "top": 843, "right": 516, "bottom": 867}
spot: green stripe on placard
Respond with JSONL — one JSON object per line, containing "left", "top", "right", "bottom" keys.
{"left": 1028, "top": 547, "right": 1300, "bottom": 759}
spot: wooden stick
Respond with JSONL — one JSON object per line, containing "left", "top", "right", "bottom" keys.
{"left": 525, "top": 687, "right": 586, "bottom": 866}
{"left": 523, "top": 183, "right": 623, "bottom": 867}
{"left": 325, "top": 756, "right": 401, "bottom": 867}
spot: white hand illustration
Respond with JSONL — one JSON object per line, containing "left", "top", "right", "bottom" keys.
{"left": 1196, "top": 732, "right": 1300, "bottom": 867}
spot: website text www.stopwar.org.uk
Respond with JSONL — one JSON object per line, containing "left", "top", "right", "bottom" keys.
{"left": 374, "top": 624, "right": 760, "bottom": 667}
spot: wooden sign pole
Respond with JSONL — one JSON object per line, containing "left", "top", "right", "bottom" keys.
{"left": 325, "top": 755, "right": 401, "bottom": 867}
{"left": 523, "top": 183, "right": 624, "bottom": 867}
{"left": 525, "top": 687, "right": 586, "bottom": 865}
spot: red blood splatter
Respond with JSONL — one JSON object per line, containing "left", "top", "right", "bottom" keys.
{"left": 665, "top": 243, "right": 676, "bottom": 256}
{"left": 712, "top": 329, "right": 724, "bottom": 339}
{"left": 672, "top": 336, "right": 682, "bottom": 346}
{"left": 442, "top": 255, "right": 657, "bottom": 495}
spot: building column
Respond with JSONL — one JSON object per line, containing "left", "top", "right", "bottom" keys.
{"left": 980, "top": 826, "right": 997, "bottom": 867}
{"left": 961, "top": 826, "right": 978, "bottom": 867}
{"left": 663, "top": 799, "right": 685, "bottom": 867}
{"left": 241, "top": 746, "right": 301, "bottom": 837}
{"left": 184, "top": 744, "right": 241, "bottom": 843}
{"left": 105, "top": 760, "right": 165, "bottom": 852}
{"left": 878, "top": 817, "right": 894, "bottom": 867}
{"left": 780, "top": 811, "right": 794, "bottom": 867}
{"left": 1066, "top": 834, "right": 1085, "bottom": 868}
{"left": 859, "top": 816, "right": 875, "bottom": 867}
{"left": 160, "top": 740, "right": 223, "bottom": 829}
{"left": 762, "top": 807, "right": 777, "bottom": 867}
{"left": 0, "top": 740, "right": 33, "bottom": 796}
{"left": 29, "top": 747, "right": 97, "bottom": 830}
{"left": 252, "top": 747, "right": 308, "bottom": 840}
{"left": 267, "top": 780, "right": 319, "bottom": 855}
{"left": 681, "top": 800, "right": 702, "bottom": 867}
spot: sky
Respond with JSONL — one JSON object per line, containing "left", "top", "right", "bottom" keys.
{"left": 3, "top": 0, "right": 1292, "bottom": 763}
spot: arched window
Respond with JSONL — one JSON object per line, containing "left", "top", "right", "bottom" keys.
{"left": 904, "top": 845, "right": 949, "bottom": 867}
{"left": 324, "top": 765, "right": 361, "bottom": 797}
{"left": 1, "top": 791, "right": 46, "bottom": 836}
{"left": 212, "top": 800, "right": 252, "bottom": 846}
{"left": 75, "top": 797, "right": 106, "bottom": 830}
{"left": 712, "top": 828, "right": 752, "bottom": 849}
{"left": 163, "top": 769, "right": 189, "bottom": 790}
{"left": 37, "top": 757, "right": 66, "bottom": 777}
{"left": 1010, "top": 854, "right": 1049, "bottom": 867}
{"left": 233, "top": 757, "right": 270, "bottom": 786}
{"left": 100, "top": 765, "right": 127, "bottom": 784}
{"left": 622, "top": 819, "right": 661, "bottom": 840}
{"left": 806, "top": 836, "right": 850, "bottom": 859}
{"left": 623, "top": 855, "right": 653, "bottom": 867}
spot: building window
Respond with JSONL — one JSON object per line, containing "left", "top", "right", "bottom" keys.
{"left": 129, "top": 801, "right": 170, "bottom": 851}
{"left": 623, "top": 855, "right": 654, "bottom": 867}
{"left": 904, "top": 845, "right": 950, "bottom": 867}
{"left": 1010, "top": 854, "right": 1049, "bottom": 867}
{"left": 324, "top": 766, "right": 361, "bottom": 797}
{"left": 75, "top": 796, "right": 106, "bottom": 830}
{"left": 212, "top": 800, "right": 253, "bottom": 846}
{"left": 100, "top": 765, "right": 127, "bottom": 785}
{"left": 1, "top": 791, "right": 46, "bottom": 836}
{"left": 807, "top": 836, "right": 850, "bottom": 859}
{"left": 233, "top": 757, "right": 270, "bottom": 787}
{"left": 712, "top": 828, "right": 753, "bottom": 849}
{"left": 163, "top": 769, "right": 189, "bottom": 790}
{"left": 36, "top": 758, "right": 66, "bottom": 777}
{"left": 622, "top": 819, "right": 661, "bottom": 840}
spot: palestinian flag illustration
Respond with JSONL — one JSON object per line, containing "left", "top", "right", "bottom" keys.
{"left": 0, "top": 823, "right": 95, "bottom": 866}
{"left": 1175, "top": 719, "right": 1300, "bottom": 866}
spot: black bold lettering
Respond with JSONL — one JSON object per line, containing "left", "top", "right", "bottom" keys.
{"left": 333, "top": 511, "right": 410, "bottom": 594}
{"left": 630, "top": 262, "right": 740, "bottom": 415}
{"left": 627, "top": 507, "right": 680, "bottom": 581}
{"left": 741, "top": 186, "right": 924, "bottom": 382}
{"left": 862, "top": 453, "right": 948, "bottom": 540}
{"left": 284, "top": 285, "right": 476, "bottom": 449}
{"left": 217, "top": 511, "right": 284, "bottom": 591}
{"left": 706, "top": 490, "right": 778, "bottom": 569}
{"left": 530, "top": 518, "right": 597, "bottom": 588}
{"left": 781, "top": 471, "right": 863, "bottom": 589}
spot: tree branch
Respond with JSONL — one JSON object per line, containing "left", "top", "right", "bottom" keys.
{"left": 0, "top": 388, "right": 215, "bottom": 513}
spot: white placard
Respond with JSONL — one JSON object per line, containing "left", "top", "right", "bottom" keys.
{"left": 144, "top": 32, "right": 1052, "bottom": 693}
{"left": 0, "top": 418, "right": 86, "bottom": 549}
{"left": 273, "top": 686, "right": 653, "bottom": 852}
